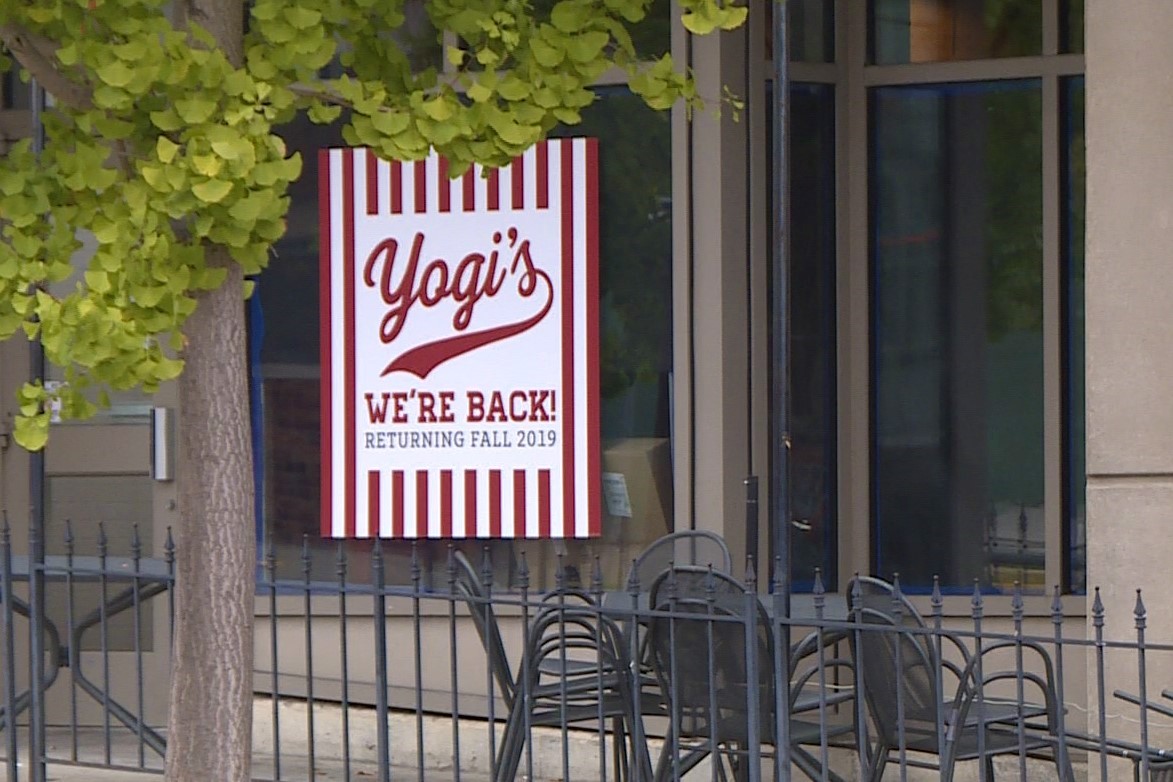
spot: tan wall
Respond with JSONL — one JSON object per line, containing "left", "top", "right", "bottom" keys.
{"left": 1085, "top": 0, "right": 1173, "bottom": 750}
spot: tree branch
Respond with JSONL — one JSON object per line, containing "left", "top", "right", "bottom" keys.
{"left": 0, "top": 23, "right": 93, "bottom": 111}
{"left": 289, "top": 81, "right": 353, "bottom": 108}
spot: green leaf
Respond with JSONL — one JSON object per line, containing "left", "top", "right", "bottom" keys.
{"left": 551, "top": 2, "right": 590, "bottom": 33}
{"left": 156, "top": 136, "right": 180, "bottom": 164}
{"left": 191, "top": 154, "right": 223, "bottom": 177}
{"left": 568, "top": 31, "right": 610, "bottom": 62}
{"left": 175, "top": 97, "right": 217, "bottom": 124}
{"left": 14, "top": 412, "right": 49, "bottom": 452}
{"left": 191, "top": 179, "right": 233, "bottom": 203}
{"left": 85, "top": 269, "right": 112, "bottom": 293}
{"left": 283, "top": 6, "right": 322, "bottom": 29}
{"left": 368, "top": 110, "right": 411, "bottom": 136}
{"left": 113, "top": 40, "right": 149, "bottom": 61}
{"left": 95, "top": 60, "right": 136, "bottom": 89}
{"left": 531, "top": 37, "right": 565, "bottom": 67}
{"left": 467, "top": 81, "right": 493, "bottom": 103}
{"left": 150, "top": 109, "right": 183, "bottom": 132}
{"left": 422, "top": 97, "right": 454, "bottom": 122}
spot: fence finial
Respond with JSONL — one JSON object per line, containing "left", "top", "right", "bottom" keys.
{"left": 744, "top": 554, "right": 757, "bottom": 589}
{"left": 1135, "top": 588, "right": 1147, "bottom": 628}
{"left": 971, "top": 579, "right": 984, "bottom": 618}
{"left": 336, "top": 540, "right": 347, "bottom": 581}
{"left": 626, "top": 559, "right": 641, "bottom": 597}
{"left": 480, "top": 545, "right": 493, "bottom": 591}
{"left": 518, "top": 550, "right": 530, "bottom": 593}
{"left": 554, "top": 550, "right": 566, "bottom": 591}
{"left": 931, "top": 575, "right": 943, "bottom": 617}
{"left": 1051, "top": 585, "right": 1063, "bottom": 625}
{"left": 1012, "top": 581, "right": 1024, "bottom": 623}
{"left": 1092, "top": 587, "right": 1104, "bottom": 629}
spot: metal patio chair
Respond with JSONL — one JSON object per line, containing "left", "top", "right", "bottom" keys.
{"left": 647, "top": 566, "right": 856, "bottom": 782}
{"left": 1060, "top": 689, "right": 1173, "bottom": 782}
{"left": 621, "top": 530, "right": 734, "bottom": 696}
{"left": 494, "top": 590, "right": 653, "bottom": 782}
{"left": 847, "top": 575, "right": 1075, "bottom": 782}
{"left": 451, "top": 549, "right": 517, "bottom": 709}
{"left": 627, "top": 530, "right": 733, "bottom": 587}
{"left": 452, "top": 549, "right": 652, "bottom": 782}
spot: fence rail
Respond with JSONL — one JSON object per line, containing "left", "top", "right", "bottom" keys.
{"left": 3, "top": 527, "right": 1173, "bottom": 781}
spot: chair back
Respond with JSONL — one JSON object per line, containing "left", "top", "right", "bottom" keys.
{"left": 628, "top": 531, "right": 732, "bottom": 590}
{"left": 452, "top": 548, "right": 516, "bottom": 708}
{"left": 846, "top": 575, "right": 941, "bottom": 747}
{"left": 647, "top": 566, "right": 774, "bottom": 746}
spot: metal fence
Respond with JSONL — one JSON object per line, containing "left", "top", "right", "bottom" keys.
{"left": 4, "top": 525, "right": 1173, "bottom": 781}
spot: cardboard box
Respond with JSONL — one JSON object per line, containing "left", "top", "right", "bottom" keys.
{"left": 526, "top": 438, "right": 674, "bottom": 591}
{"left": 600, "top": 437, "right": 673, "bottom": 542}
{"left": 598, "top": 437, "right": 674, "bottom": 587}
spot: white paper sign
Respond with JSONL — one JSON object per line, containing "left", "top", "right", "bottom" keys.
{"left": 601, "top": 472, "right": 632, "bottom": 519}
{"left": 320, "top": 142, "right": 601, "bottom": 539}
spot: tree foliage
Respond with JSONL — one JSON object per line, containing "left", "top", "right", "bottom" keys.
{"left": 0, "top": 0, "right": 745, "bottom": 450}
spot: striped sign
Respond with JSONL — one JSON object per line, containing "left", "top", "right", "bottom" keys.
{"left": 319, "top": 140, "right": 601, "bottom": 538}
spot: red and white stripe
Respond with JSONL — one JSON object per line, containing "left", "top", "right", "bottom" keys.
{"left": 360, "top": 144, "right": 553, "bottom": 217}
{"left": 320, "top": 140, "right": 599, "bottom": 540}
{"left": 354, "top": 468, "right": 557, "bottom": 539}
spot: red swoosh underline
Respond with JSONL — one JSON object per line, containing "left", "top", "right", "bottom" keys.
{"left": 380, "top": 275, "right": 554, "bottom": 379}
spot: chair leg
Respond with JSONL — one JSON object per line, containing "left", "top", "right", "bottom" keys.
{"left": 791, "top": 745, "right": 850, "bottom": 782}
{"left": 494, "top": 703, "right": 526, "bottom": 782}
{"left": 652, "top": 739, "right": 671, "bottom": 782}
{"left": 610, "top": 715, "right": 628, "bottom": 781}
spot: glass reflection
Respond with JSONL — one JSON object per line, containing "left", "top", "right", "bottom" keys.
{"left": 766, "top": 0, "right": 835, "bottom": 63}
{"left": 871, "top": 80, "right": 1043, "bottom": 591}
{"left": 768, "top": 83, "right": 838, "bottom": 588}
{"left": 871, "top": 0, "right": 1041, "bottom": 64}
{"left": 1063, "top": 77, "right": 1085, "bottom": 592}
{"left": 1063, "top": 0, "right": 1084, "bottom": 54}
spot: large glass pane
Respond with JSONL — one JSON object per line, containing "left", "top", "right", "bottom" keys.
{"left": 767, "top": 0, "right": 835, "bottom": 63}
{"left": 871, "top": 80, "right": 1043, "bottom": 591}
{"left": 259, "top": 89, "right": 674, "bottom": 589}
{"left": 768, "top": 83, "right": 838, "bottom": 588}
{"left": 1063, "top": 77, "right": 1085, "bottom": 592}
{"left": 871, "top": 0, "right": 1042, "bottom": 64}
{"left": 1063, "top": 0, "right": 1084, "bottom": 54}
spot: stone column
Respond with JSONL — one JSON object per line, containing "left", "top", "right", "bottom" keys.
{"left": 1085, "top": 0, "right": 1173, "bottom": 745}
{"left": 681, "top": 28, "right": 753, "bottom": 570}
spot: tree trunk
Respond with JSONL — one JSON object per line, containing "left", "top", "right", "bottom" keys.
{"left": 166, "top": 252, "right": 255, "bottom": 782}
{"left": 164, "top": 3, "right": 251, "bottom": 779}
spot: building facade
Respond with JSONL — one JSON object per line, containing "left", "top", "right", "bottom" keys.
{"left": 1, "top": 0, "right": 1172, "bottom": 730}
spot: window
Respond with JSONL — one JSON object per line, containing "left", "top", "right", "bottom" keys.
{"left": 1062, "top": 76, "right": 1085, "bottom": 591}
{"left": 871, "top": 0, "right": 1042, "bottom": 64}
{"left": 871, "top": 80, "right": 1045, "bottom": 591}
{"left": 767, "top": 82, "right": 838, "bottom": 588}
{"left": 255, "top": 88, "right": 674, "bottom": 589}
